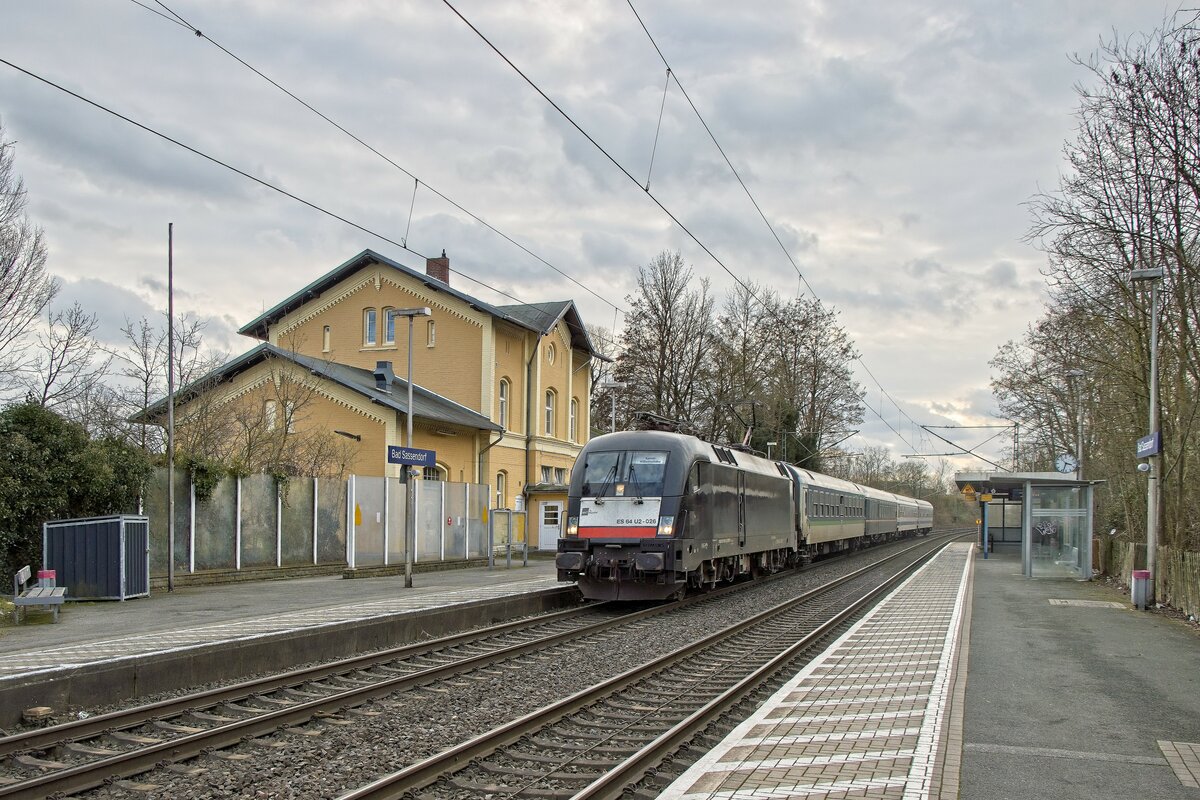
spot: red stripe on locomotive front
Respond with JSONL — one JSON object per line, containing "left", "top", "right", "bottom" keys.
{"left": 578, "top": 526, "right": 657, "bottom": 539}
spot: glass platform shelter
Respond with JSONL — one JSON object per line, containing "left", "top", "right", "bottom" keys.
{"left": 954, "top": 472, "right": 1098, "bottom": 580}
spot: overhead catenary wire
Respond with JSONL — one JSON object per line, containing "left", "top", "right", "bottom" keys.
{"left": 136, "top": 0, "right": 627, "bottom": 320}
{"left": 625, "top": 0, "right": 937, "bottom": 451}
{"left": 441, "top": 0, "right": 926, "bottom": 457}
{"left": 0, "top": 56, "right": 566, "bottom": 331}
{"left": 144, "top": 0, "right": 933, "bottom": 457}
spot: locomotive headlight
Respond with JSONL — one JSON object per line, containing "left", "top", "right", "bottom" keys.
{"left": 656, "top": 515, "right": 675, "bottom": 537}
{"left": 566, "top": 516, "right": 579, "bottom": 537}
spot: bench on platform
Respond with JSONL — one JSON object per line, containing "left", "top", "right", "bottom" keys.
{"left": 12, "top": 566, "right": 67, "bottom": 623}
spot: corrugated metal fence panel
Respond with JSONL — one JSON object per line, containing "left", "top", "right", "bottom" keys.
{"left": 122, "top": 517, "right": 151, "bottom": 599}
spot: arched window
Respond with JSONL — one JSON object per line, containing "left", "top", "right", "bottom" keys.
{"left": 422, "top": 464, "right": 446, "bottom": 482}
{"left": 569, "top": 397, "right": 579, "bottom": 442}
{"left": 322, "top": 325, "right": 331, "bottom": 352}
{"left": 427, "top": 319, "right": 436, "bottom": 348}
{"left": 264, "top": 399, "right": 278, "bottom": 431}
{"left": 363, "top": 308, "right": 377, "bottom": 346}
{"left": 495, "top": 471, "right": 507, "bottom": 508}
{"left": 498, "top": 378, "right": 510, "bottom": 430}
{"left": 383, "top": 307, "right": 396, "bottom": 344}
{"left": 544, "top": 390, "right": 555, "bottom": 436}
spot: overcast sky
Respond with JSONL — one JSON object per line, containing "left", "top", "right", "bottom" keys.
{"left": 0, "top": 0, "right": 1172, "bottom": 468}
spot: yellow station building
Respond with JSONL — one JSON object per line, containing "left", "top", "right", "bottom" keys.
{"left": 157, "top": 249, "right": 603, "bottom": 546}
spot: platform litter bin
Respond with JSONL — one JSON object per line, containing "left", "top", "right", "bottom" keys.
{"left": 1131, "top": 569, "right": 1150, "bottom": 610}
{"left": 43, "top": 515, "right": 150, "bottom": 601}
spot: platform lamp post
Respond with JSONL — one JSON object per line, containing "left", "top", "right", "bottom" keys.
{"left": 599, "top": 380, "right": 627, "bottom": 433}
{"left": 394, "top": 306, "right": 432, "bottom": 589}
{"left": 1065, "top": 368, "right": 1085, "bottom": 480}
{"left": 1131, "top": 266, "right": 1163, "bottom": 604}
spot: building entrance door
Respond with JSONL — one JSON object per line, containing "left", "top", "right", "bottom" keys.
{"left": 539, "top": 501, "right": 562, "bottom": 551}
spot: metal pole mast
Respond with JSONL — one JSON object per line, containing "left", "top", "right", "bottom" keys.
{"left": 1146, "top": 278, "right": 1160, "bottom": 604}
{"left": 166, "top": 223, "right": 176, "bottom": 593}
{"left": 405, "top": 314, "right": 415, "bottom": 589}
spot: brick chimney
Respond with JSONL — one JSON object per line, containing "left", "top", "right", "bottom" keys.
{"left": 426, "top": 249, "right": 450, "bottom": 284}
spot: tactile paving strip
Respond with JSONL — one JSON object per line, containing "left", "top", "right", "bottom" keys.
{"left": 0, "top": 576, "right": 561, "bottom": 680}
{"left": 1159, "top": 741, "right": 1200, "bottom": 787}
{"left": 660, "top": 543, "right": 973, "bottom": 800}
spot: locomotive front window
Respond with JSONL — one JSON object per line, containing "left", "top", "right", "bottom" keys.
{"left": 581, "top": 450, "right": 669, "bottom": 497}
{"left": 626, "top": 451, "right": 668, "bottom": 496}
{"left": 581, "top": 452, "right": 621, "bottom": 496}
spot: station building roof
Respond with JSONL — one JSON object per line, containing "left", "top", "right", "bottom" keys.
{"left": 135, "top": 342, "right": 501, "bottom": 433}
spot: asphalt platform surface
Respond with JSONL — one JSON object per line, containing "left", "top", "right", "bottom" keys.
{"left": 962, "top": 551, "right": 1200, "bottom": 799}
{"left": 2, "top": 559, "right": 562, "bottom": 652}
{"left": 5, "top": 548, "right": 1200, "bottom": 798}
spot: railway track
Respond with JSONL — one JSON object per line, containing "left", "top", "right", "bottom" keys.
{"left": 338, "top": 533, "right": 962, "bottom": 799}
{"left": 0, "top": 531, "right": 967, "bottom": 798}
{"left": 0, "top": 552, "right": 823, "bottom": 799}
{"left": 0, "top": 601, "right": 656, "bottom": 798}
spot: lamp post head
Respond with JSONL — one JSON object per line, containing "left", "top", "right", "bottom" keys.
{"left": 393, "top": 306, "right": 432, "bottom": 318}
{"left": 1130, "top": 267, "right": 1164, "bottom": 282}
{"left": 600, "top": 380, "right": 627, "bottom": 390}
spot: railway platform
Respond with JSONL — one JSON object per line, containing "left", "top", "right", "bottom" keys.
{"left": 661, "top": 543, "right": 1200, "bottom": 799}
{"left": 0, "top": 559, "right": 571, "bottom": 728}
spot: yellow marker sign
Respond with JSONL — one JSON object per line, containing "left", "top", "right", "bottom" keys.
{"left": 354, "top": 503, "right": 362, "bottom": 526}
{"left": 961, "top": 483, "right": 975, "bottom": 496}
{"left": 976, "top": 518, "right": 982, "bottom": 525}
{"left": 980, "top": 493, "right": 993, "bottom": 502}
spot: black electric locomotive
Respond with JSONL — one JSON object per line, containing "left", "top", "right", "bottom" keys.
{"left": 555, "top": 429, "right": 933, "bottom": 600}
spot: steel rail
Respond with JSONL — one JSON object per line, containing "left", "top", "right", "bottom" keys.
{"left": 0, "top": 599, "right": 601, "bottom": 757}
{"left": 0, "top": 604, "right": 648, "bottom": 799}
{"left": 335, "top": 534, "right": 960, "bottom": 799}
{"left": 0, "top": 563, "right": 803, "bottom": 800}
{"left": 570, "top": 551, "right": 932, "bottom": 798}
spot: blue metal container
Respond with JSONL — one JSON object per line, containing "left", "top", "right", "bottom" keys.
{"left": 42, "top": 515, "right": 151, "bottom": 600}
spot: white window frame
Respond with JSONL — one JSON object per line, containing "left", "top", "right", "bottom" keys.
{"left": 544, "top": 390, "right": 555, "bottom": 436}
{"left": 569, "top": 398, "right": 578, "bottom": 442}
{"left": 427, "top": 319, "right": 436, "bottom": 348}
{"left": 383, "top": 307, "right": 396, "bottom": 345}
{"left": 265, "top": 399, "right": 278, "bottom": 431}
{"left": 496, "top": 471, "right": 507, "bottom": 508}
{"left": 498, "top": 379, "right": 510, "bottom": 430}
{"left": 363, "top": 308, "right": 377, "bottom": 346}
{"left": 322, "top": 325, "right": 331, "bottom": 352}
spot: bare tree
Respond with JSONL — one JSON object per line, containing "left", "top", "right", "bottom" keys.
{"left": 0, "top": 122, "right": 56, "bottom": 390}
{"left": 115, "top": 313, "right": 210, "bottom": 453}
{"left": 615, "top": 251, "right": 714, "bottom": 429}
{"left": 21, "top": 303, "right": 112, "bottom": 411}
{"left": 1018, "top": 13, "right": 1200, "bottom": 547}
{"left": 704, "top": 281, "right": 777, "bottom": 444}
{"left": 761, "top": 297, "right": 864, "bottom": 469}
